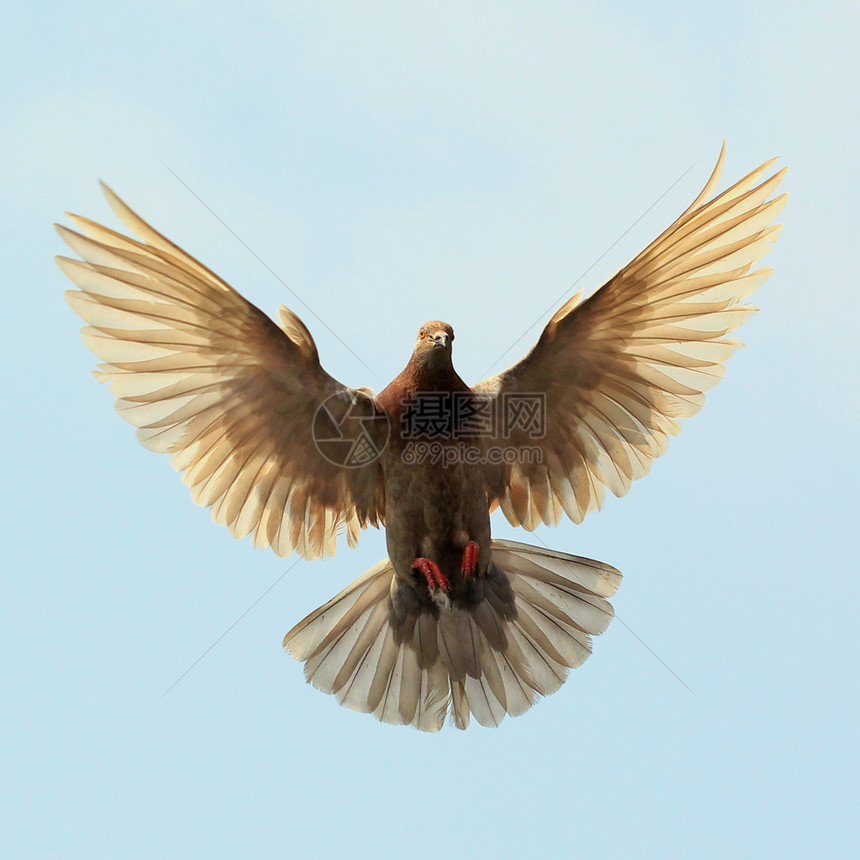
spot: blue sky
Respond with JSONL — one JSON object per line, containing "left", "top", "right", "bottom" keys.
{"left": 3, "top": 1, "right": 858, "bottom": 857}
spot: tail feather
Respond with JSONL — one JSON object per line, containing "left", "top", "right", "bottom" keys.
{"left": 283, "top": 539, "right": 621, "bottom": 731}
{"left": 366, "top": 625, "right": 400, "bottom": 714}
{"left": 332, "top": 600, "right": 390, "bottom": 710}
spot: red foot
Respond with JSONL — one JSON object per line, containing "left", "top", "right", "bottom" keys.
{"left": 413, "top": 557, "right": 449, "bottom": 592}
{"left": 461, "top": 541, "right": 479, "bottom": 577}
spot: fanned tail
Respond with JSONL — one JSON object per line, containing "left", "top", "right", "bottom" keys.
{"left": 283, "top": 539, "right": 621, "bottom": 731}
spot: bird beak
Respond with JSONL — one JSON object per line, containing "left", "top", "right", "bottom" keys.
{"left": 431, "top": 331, "right": 449, "bottom": 348}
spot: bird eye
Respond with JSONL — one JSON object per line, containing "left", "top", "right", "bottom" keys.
{"left": 419, "top": 329, "right": 426, "bottom": 339}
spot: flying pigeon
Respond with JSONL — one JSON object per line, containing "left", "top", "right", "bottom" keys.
{"left": 58, "top": 145, "right": 787, "bottom": 731}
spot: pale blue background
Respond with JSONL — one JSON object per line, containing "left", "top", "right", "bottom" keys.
{"left": 3, "top": 2, "right": 858, "bottom": 857}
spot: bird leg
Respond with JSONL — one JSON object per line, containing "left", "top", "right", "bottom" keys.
{"left": 461, "top": 541, "right": 479, "bottom": 577}
{"left": 413, "top": 557, "right": 449, "bottom": 593}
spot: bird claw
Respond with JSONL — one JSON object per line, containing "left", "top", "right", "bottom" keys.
{"left": 461, "top": 541, "right": 479, "bottom": 577}
{"left": 413, "top": 557, "right": 449, "bottom": 592}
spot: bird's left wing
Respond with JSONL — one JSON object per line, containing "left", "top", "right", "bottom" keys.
{"left": 474, "top": 146, "right": 787, "bottom": 529}
{"left": 58, "top": 184, "right": 385, "bottom": 559}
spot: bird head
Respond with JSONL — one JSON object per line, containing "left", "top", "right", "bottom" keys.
{"left": 411, "top": 320, "right": 455, "bottom": 368}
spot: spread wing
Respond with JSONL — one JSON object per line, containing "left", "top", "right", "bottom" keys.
{"left": 474, "top": 145, "right": 788, "bottom": 529}
{"left": 58, "top": 184, "right": 386, "bottom": 559}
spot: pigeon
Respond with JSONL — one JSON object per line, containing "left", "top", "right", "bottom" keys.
{"left": 58, "top": 145, "right": 787, "bottom": 731}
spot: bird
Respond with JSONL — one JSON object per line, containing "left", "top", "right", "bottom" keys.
{"left": 58, "top": 145, "right": 787, "bottom": 731}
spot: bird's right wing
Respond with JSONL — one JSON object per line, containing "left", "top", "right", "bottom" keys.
{"left": 58, "top": 184, "right": 386, "bottom": 559}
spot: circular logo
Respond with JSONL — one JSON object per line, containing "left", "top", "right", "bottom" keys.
{"left": 312, "top": 390, "right": 389, "bottom": 468}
